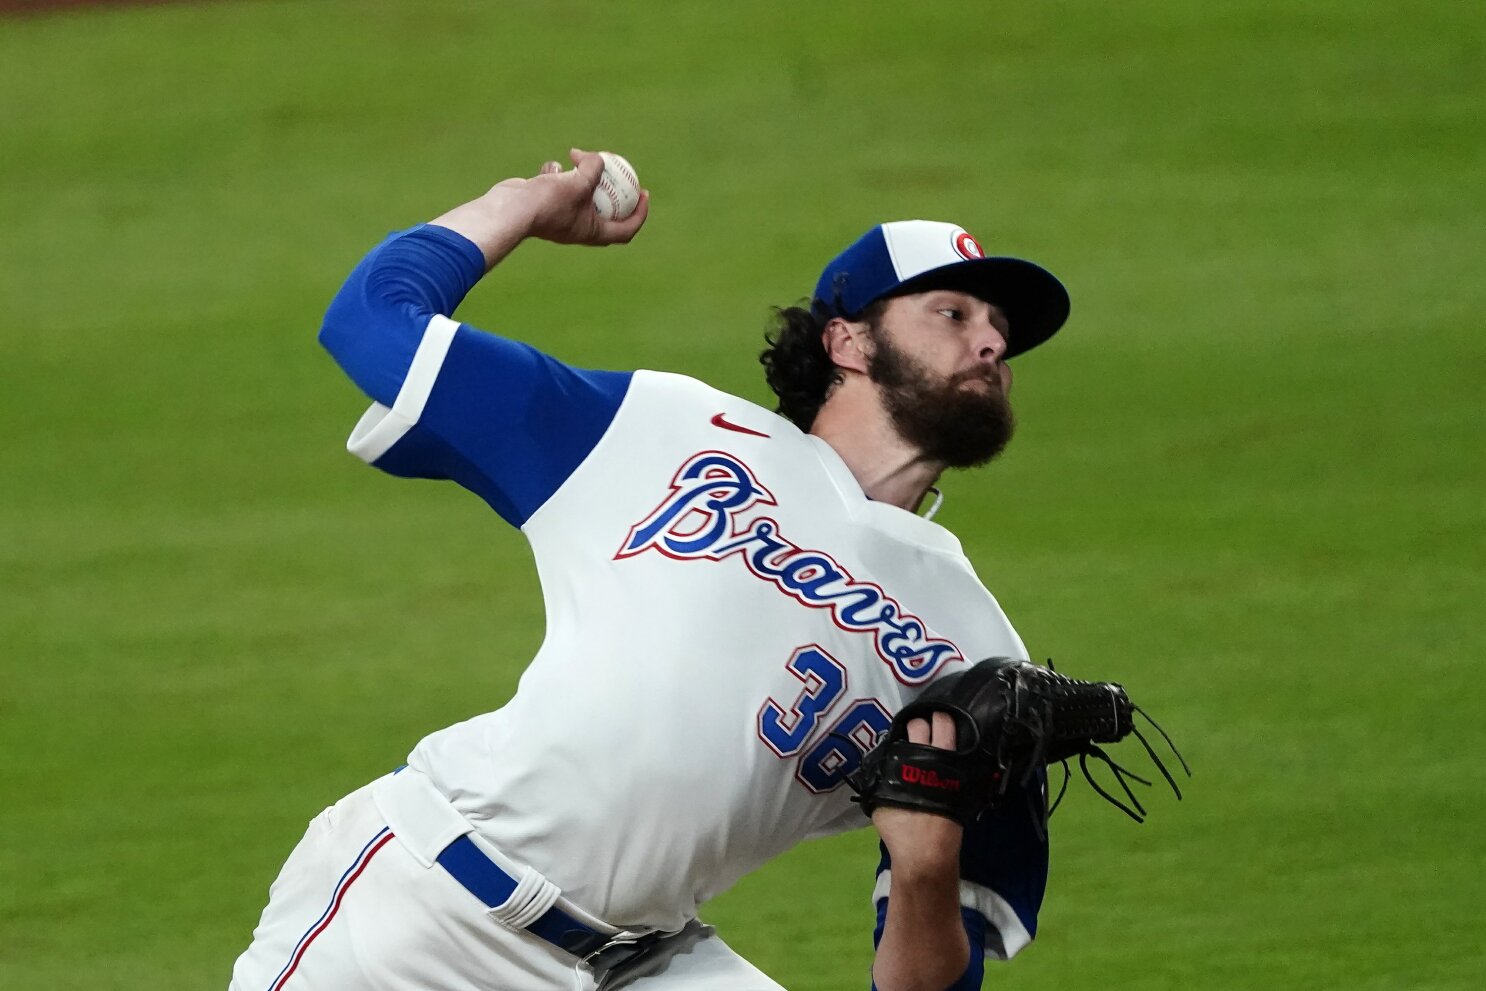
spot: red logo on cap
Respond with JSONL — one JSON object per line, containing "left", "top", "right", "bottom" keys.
{"left": 953, "top": 231, "right": 984, "bottom": 260}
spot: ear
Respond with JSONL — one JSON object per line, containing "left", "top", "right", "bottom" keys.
{"left": 821, "top": 317, "right": 872, "bottom": 376}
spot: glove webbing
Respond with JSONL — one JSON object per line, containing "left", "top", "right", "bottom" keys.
{"left": 1007, "top": 660, "right": 1190, "bottom": 835}
{"left": 1042, "top": 704, "right": 1191, "bottom": 830}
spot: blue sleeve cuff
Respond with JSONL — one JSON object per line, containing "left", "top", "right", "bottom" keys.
{"left": 368, "top": 224, "right": 487, "bottom": 315}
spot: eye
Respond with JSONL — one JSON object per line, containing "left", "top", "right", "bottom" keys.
{"left": 937, "top": 308, "right": 963, "bottom": 322}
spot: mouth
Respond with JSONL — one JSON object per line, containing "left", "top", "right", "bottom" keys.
{"left": 956, "top": 372, "right": 1001, "bottom": 392}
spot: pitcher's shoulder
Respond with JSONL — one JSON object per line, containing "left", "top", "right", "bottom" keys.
{"left": 625, "top": 370, "right": 802, "bottom": 446}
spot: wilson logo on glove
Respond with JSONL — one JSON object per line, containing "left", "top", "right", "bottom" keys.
{"left": 899, "top": 765, "right": 960, "bottom": 791}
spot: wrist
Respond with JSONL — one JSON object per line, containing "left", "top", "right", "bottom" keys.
{"left": 478, "top": 183, "right": 542, "bottom": 240}
{"left": 430, "top": 180, "right": 545, "bottom": 270}
{"left": 874, "top": 806, "right": 964, "bottom": 881}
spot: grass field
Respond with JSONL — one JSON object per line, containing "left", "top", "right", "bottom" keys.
{"left": 2, "top": 1, "right": 1483, "bottom": 988}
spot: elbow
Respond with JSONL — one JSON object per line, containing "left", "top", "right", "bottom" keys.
{"left": 317, "top": 269, "right": 425, "bottom": 363}
{"left": 319, "top": 264, "right": 400, "bottom": 357}
{"left": 315, "top": 272, "right": 425, "bottom": 407}
{"left": 318, "top": 289, "right": 360, "bottom": 359}
{"left": 318, "top": 239, "right": 429, "bottom": 363}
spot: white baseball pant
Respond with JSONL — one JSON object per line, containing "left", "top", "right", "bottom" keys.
{"left": 228, "top": 773, "right": 788, "bottom": 991}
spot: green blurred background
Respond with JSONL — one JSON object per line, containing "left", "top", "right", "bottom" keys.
{"left": 2, "top": 1, "right": 1482, "bottom": 988}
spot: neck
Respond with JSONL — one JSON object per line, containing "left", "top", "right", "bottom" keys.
{"left": 809, "top": 385, "right": 945, "bottom": 513}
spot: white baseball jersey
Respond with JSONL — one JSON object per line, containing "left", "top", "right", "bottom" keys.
{"left": 318, "top": 224, "right": 1048, "bottom": 962}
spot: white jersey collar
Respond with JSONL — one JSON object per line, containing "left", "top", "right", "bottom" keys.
{"left": 804, "top": 434, "right": 966, "bottom": 557}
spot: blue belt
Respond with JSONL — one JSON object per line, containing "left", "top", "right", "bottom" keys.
{"left": 435, "top": 835, "right": 661, "bottom": 969}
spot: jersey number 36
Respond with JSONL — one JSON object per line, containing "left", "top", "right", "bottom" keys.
{"left": 756, "top": 645, "right": 891, "bottom": 794}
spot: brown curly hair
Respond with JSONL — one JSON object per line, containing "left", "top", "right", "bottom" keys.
{"left": 759, "top": 300, "right": 884, "bottom": 430}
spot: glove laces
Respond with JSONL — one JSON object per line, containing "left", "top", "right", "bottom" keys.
{"left": 1043, "top": 705, "right": 1191, "bottom": 828}
{"left": 1032, "top": 658, "right": 1191, "bottom": 833}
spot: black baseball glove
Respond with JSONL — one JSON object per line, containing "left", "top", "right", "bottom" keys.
{"left": 847, "top": 657, "right": 1188, "bottom": 827}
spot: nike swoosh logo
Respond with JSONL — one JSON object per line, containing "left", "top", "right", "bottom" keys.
{"left": 710, "top": 413, "right": 770, "bottom": 438}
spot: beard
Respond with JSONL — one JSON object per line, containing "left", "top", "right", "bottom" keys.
{"left": 867, "top": 326, "right": 1016, "bottom": 469}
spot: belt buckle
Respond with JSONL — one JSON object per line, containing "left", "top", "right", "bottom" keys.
{"left": 556, "top": 927, "right": 610, "bottom": 959}
{"left": 581, "top": 931, "right": 662, "bottom": 973}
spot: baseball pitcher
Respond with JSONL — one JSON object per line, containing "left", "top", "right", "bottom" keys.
{"left": 229, "top": 150, "right": 1179, "bottom": 991}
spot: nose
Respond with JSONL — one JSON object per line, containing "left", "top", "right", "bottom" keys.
{"left": 974, "top": 318, "right": 1009, "bottom": 363}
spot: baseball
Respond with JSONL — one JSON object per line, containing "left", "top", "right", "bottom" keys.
{"left": 592, "top": 151, "right": 642, "bottom": 222}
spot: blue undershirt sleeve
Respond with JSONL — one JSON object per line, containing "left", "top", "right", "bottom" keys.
{"left": 955, "top": 777, "right": 1049, "bottom": 948}
{"left": 318, "top": 224, "right": 632, "bottom": 526}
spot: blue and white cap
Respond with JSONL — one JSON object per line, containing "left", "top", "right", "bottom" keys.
{"left": 811, "top": 220, "right": 1071, "bottom": 358}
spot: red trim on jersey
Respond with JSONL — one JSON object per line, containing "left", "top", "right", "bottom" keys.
{"left": 267, "top": 828, "right": 396, "bottom": 991}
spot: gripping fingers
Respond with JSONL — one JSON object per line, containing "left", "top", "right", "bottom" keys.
{"left": 905, "top": 713, "right": 958, "bottom": 751}
{"left": 569, "top": 147, "right": 606, "bottom": 187}
{"left": 566, "top": 148, "right": 648, "bottom": 241}
{"left": 931, "top": 711, "right": 957, "bottom": 751}
{"left": 604, "top": 188, "right": 649, "bottom": 243}
{"left": 521, "top": 148, "right": 648, "bottom": 246}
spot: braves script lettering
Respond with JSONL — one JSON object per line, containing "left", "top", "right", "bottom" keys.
{"left": 616, "top": 451, "right": 960, "bottom": 684}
